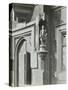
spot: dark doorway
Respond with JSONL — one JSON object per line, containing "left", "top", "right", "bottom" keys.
{"left": 24, "top": 52, "right": 31, "bottom": 85}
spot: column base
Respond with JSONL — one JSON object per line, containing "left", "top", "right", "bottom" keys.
{"left": 32, "top": 69, "right": 44, "bottom": 85}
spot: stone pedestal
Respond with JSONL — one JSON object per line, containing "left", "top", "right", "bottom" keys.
{"left": 37, "top": 44, "right": 49, "bottom": 84}
{"left": 32, "top": 69, "right": 43, "bottom": 85}
{"left": 32, "top": 45, "right": 48, "bottom": 85}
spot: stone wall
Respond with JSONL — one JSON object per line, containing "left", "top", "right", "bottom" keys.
{"left": 46, "top": 7, "right": 66, "bottom": 84}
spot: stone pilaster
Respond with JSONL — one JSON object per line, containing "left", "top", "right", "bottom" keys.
{"left": 37, "top": 12, "right": 49, "bottom": 84}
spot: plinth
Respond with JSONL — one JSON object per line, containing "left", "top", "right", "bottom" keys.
{"left": 38, "top": 44, "right": 49, "bottom": 84}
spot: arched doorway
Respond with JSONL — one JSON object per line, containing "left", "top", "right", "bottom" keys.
{"left": 16, "top": 38, "right": 31, "bottom": 86}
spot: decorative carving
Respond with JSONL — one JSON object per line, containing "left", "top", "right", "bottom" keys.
{"left": 38, "top": 52, "right": 46, "bottom": 60}
{"left": 39, "top": 13, "right": 48, "bottom": 47}
{"left": 40, "top": 25, "right": 47, "bottom": 45}
{"left": 38, "top": 13, "right": 48, "bottom": 63}
{"left": 39, "top": 13, "right": 47, "bottom": 30}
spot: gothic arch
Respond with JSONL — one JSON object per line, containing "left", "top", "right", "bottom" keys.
{"left": 14, "top": 37, "right": 26, "bottom": 86}
{"left": 14, "top": 36, "right": 31, "bottom": 86}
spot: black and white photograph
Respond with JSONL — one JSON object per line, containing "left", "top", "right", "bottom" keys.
{"left": 9, "top": 3, "right": 67, "bottom": 87}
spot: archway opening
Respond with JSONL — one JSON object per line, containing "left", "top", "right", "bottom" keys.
{"left": 17, "top": 39, "right": 31, "bottom": 86}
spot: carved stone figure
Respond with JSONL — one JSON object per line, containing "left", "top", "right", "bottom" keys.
{"left": 40, "top": 25, "right": 47, "bottom": 45}
{"left": 39, "top": 13, "right": 47, "bottom": 46}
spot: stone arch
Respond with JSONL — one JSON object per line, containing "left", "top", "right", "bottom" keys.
{"left": 14, "top": 37, "right": 31, "bottom": 86}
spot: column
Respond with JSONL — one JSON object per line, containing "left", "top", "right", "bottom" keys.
{"left": 38, "top": 12, "right": 49, "bottom": 84}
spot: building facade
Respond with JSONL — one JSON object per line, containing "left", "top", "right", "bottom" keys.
{"left": 9, "top": 3, "right": 66, "bottom": 86}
